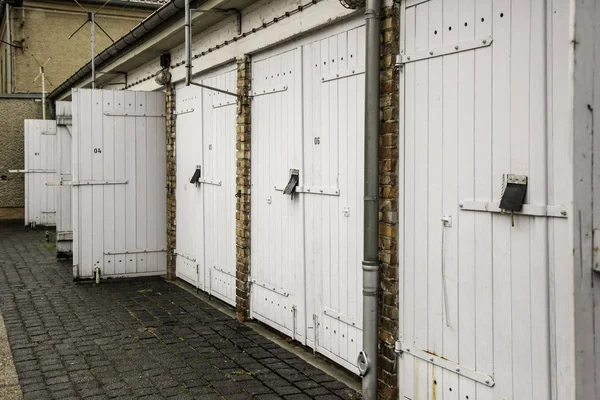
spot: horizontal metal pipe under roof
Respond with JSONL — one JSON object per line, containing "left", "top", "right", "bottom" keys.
{"left": 0, "top": 93, "right": 43, "bottom": 99}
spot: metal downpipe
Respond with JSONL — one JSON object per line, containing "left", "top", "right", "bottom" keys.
{"left": 184, "top": 0, "right": 191, "bottom": 85}
{"left": 361, "top": 0, "right": 381, "bottom": 399}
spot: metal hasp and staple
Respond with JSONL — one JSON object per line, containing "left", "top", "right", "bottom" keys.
{"left": 190, "top": 166, "right": 201, "bottom": 184}
{"left": 283, "top": 169, "right": 299, "bottom": 196}
{"left": 360, "top": 0, "right": 379, "bottom": 398}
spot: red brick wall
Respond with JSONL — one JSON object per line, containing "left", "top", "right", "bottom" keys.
{"left": 235, "top": 56, "right": 252, "bottom": 321}
{"left": 378, "top": 5, "right": 400, "bottom": 399}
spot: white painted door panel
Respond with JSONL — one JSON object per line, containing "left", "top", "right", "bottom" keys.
{"left": 174, "top": 66, "right": 237, "bottom": 307}
{"left": 251, "top": 19, "right": 365, "bottom": 373}
{"left": 201, "top": 69, "right": 237, "bottom": 306}
{"left": 175, "top": 85, "right": 204, "bottom": 288}
{"left": 24, "top": 119, "right": 57, "bottom": 226}
{"left": 398, "top": 1, "right": 552, "bottom": 399}
{"left": 72, "top": 89, "right": 167, "bottom": 279}
{"left": 302, "top": 24, "right": 365, "bottom": 373}
{"left": 251, "top": 48, "right": 304, "bottom": 339}
{"left": 55, "top": 101, "right": 73, "bottom": 255}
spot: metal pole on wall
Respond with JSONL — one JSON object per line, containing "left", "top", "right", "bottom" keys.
{"left": 359, "top": 0, "right": 381, "bottom": 399}
{"left": 184, "top": 0, "right": 191, "bottom": 85}
{"left": 91, "top": 12, "right": 95, "bottom": 89}
{"left": 5, "top": 3, "right": 12, "bottom": 93}
{"left": 41, "top": 67, "right": 46, "bottom": 119}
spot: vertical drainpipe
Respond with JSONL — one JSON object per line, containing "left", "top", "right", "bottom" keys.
{"left": 359, "top": 0, "right": 381, "bottom": 399}
{"left": 91, "top": 12, "right": 95, "bottom": 89}
{"left": 5, "top": 3, "right": 12, "bottom": 93}
{"left": 184, "top": 0, "right": 191, "bottom": 85}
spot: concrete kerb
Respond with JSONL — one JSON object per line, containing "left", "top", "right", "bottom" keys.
{"left": 0, "top": 311, "right": 23, "bottom": 400}
{"left": 169, "top": 278, "right": 362, "bottom": 394}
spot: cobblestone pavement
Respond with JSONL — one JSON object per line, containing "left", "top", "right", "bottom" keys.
{"left": 0, "top": 223, "right": 360, "bottom": 400}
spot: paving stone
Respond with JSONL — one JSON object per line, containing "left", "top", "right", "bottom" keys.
{"left": 0, "top": 223, "right": 360, "bottom": 400}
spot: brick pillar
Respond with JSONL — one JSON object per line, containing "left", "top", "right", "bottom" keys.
{"left": 235, "top": 56, "right": 252, "bottom": 321}
{"left": 378, "top": 5, "right": 400, "bottom": 400}
{"left": 166, "top": 84, "right": 177, "bottom": 281}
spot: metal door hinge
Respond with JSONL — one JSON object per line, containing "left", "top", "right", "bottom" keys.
{"left": 397, "top": 35, "right": 493, "bottom": 65}
{"left": 103, "top": 112, "right": 166, "bottom": 118}
{"left": 395, "top": 341, "right": 495, "bottom": 387}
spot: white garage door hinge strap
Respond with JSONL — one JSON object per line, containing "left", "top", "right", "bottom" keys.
{"left": 213, "top": 266, "right": 235, "bottom": 278}
{"left": 70, "top": 180, "right": 128, "bottom": 186}
{"left": 397, "top": 35, "right": 493, "bottom": 65}
{"left": 104, "top": 248, "right": 166, "bottom": 255}
{"left": 321, "top": 68, "right": 365, "bottom": 83}
{"left": 459, "top": 201, "right": 567, "bottom": 218}
{"left": 395, "top": 341, "right": 495, "bottom": 387}
{"left": 41, "top": 131, "right": 56, "bottom": 135}
{"left": 249, "top": 85, "right": 288, "bottom": 97}
{"left": 323, "top": 307, "right": 357, "bottom": 327}
{"left": 249, "top": 277, "right": 290, "bottom": 297}
{"left": 174, "top": 108, "right": 194, "bottom": 116}
{"left": 213, "top": 101, "right": 236, "bottom": 109}
{"left": 174, "top": 249, "right": 196, "bottom": 262}
{"left": 103, "top": 112, "right": 166, "bottom": 117}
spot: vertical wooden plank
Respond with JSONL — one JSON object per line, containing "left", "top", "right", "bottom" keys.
{"left": 124, "top": 91, "right": 137, "bottom": 273}
{"left": 79, "top": 90, "right": 94, "bottom": 278}
{"left": 472, "top": 1, "right": 494, "bottom": 399}
{"left": 72, "top": 93, "right": 80, "bottom": 275}
{"left": 319, "top": 37, "right": 331, "bottom": 352}
{"left": 135, "top": 91, "right": 148, "bottom": 273}
{"left": 457, "top": 0, "right": 477, "bottom": 399}
{"left": 103, "top": 91, "right": 115, "bottom": 275}
{"left": 91, "top": 90, "right": 104, "bottom": 274}
{"left": 424, "top": 0, "right": 444, "bottom": 397}
{"left": 337, "top": 29, "right": 350, "bottom": 362}
{"left": 145, "top": 90, "right": 159, "bottom": 273}
{"left": 328, "top": 33, "right": 340, "bottom": 358}
{"left": 23, "top": 121, "right": 29, "bottom": 225}
{"left": 400, "top": 4, "right": 416, "bottom": 397}
{"left": 492, "top": 0, "right": 514, "bottom": 398}
{"left": 412, "top": 2, "right": 431, "bottom": 397}
{"left": 157, "top": 90, "right": 167, "bottom": 273}
{"left": 509, "top": 1, "right": 534, "bottom": 398}
{"left": 302, "top": 40, "right": 317, "bottom": 349}
{"left": 113, "top": 90, "right": 127, "bottom": 274}
{"left": 441, "top": 0, "right": 460, "bottom": 397}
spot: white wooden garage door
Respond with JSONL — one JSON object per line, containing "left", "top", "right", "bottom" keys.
{"left": 72, "top": 89, "right": 167, "bottom": 279}
{"left": 398, "top": 0, "right": 556, "bottom": 399}
{"left": 175, "top": 65, "right": 237, "bottom": 306}
{"left": 23, "top": 119, "right": 58, "bottom": 227}
{"left": 251, "top": 19, "right": 365, "bottom": 373}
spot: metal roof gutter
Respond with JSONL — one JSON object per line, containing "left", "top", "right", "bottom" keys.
{"left": 35, "top": 0, "right": 162, "bottom": 11}
{"left": 48, "top": 0, "right": 203, "bottom": 101}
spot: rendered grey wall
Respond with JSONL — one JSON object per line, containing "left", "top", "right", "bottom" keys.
{"left": 0, "top": 98, "right": 42, "bottom": 219}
